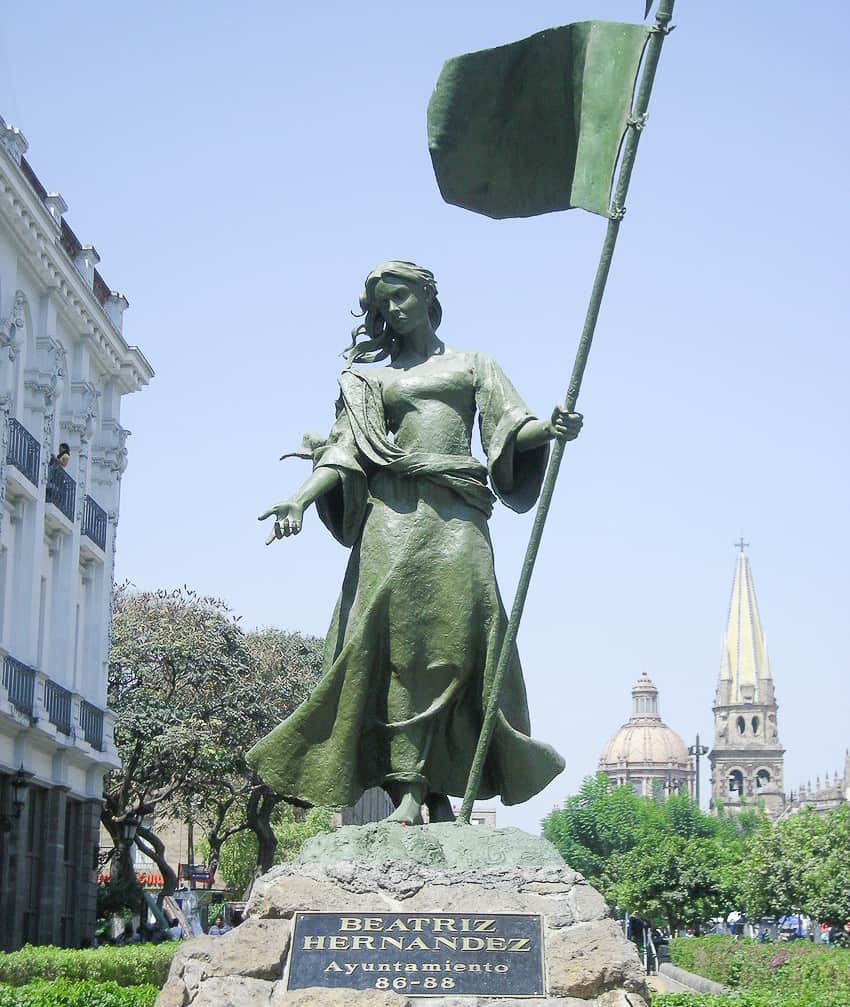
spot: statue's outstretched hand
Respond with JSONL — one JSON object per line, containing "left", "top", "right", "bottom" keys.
{"left": 259, "top": 501, "right": 305, "bottom": 545}
{"left": 549, "top": 407, "right": 583, "bottom": 442}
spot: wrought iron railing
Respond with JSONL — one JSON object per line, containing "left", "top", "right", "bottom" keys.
{"left": 6, "top": 417, "right": 41, "bottom": 486}
{"left": 82, "top": 494, "right": 107, "bottom": 550}
{"left": 45, "top": 459, "right": 76, "bottom": 521}
{"left": 80, "top": 700, "right": 104, "bottom": 751}
{"left": 2, "top": 654, "right": 36, "bottom": 717}
{"left": 44, "top": 678, "right": 72, "bottom": 735}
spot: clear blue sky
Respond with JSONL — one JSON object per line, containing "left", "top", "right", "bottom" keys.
{"left": 3, "top": 2, "right": 848, "bottom": 833}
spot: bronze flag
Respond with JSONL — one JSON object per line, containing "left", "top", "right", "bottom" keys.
{"left": 428, "top": 21, "right": 648, "bottom": 219}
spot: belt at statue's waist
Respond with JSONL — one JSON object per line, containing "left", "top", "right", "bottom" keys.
{"left": 383, "top": 452, "right": 495, "bottom": 517}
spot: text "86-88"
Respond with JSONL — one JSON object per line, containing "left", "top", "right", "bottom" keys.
{"left": 375, "top": 976, "right": 455, "bottom": 990}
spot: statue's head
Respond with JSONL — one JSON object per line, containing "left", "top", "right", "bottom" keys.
{"left": 345, "top": 261, "right": 442, "bottom": 364}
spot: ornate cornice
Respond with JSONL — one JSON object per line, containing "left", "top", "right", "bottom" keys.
{"left": 0, "top": 153, "right": 153, "bottom": 394}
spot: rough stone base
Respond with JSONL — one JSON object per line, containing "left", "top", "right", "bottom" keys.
{"left": 156, "top": 824, "right": 649, "bottom": 1007}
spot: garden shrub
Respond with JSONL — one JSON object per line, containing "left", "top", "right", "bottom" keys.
{"left": 667, "top": 935, "right": 850, "bottom": 1006}
{"left": 655, "top": 995, "right": 850, "bottom": 1007}
{"left": 0, "top": 979, "right": 158, "bottom": 1007}
{"left": 0, "top": 945, "right": 177, "bottom": 988}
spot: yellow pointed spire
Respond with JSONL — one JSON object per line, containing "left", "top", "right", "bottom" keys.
{"left": 720, "top": 542, "right": 771, "bottom": 702}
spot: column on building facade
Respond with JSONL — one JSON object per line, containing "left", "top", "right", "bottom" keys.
{"left": 36, "top": 784, "right": 69, "bottom": 945}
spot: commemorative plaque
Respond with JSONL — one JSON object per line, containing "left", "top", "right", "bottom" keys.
{"left": 285, "top": 912, "right": 545, "bottom": 997}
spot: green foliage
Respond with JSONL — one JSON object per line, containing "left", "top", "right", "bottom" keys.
{"left": 668, "top": 930, "right": 850, "bottom": 1002}
{"left": 107, "top": 585, "right": 262, "bottom": 817}
{"left": 104, "top": 586, "right": 325, "bottom": 899}
{"left": 96, "top": 876, "right": 143, "bottom": 920}
{"left": 214, "top": 804, "right": 334, "bottom": 892}
{"left": 542, "top": 775, "right": 646, "bottom": 886}
{"left": 0, "top": 945, "right": 177, "bottom": 988}
{"left": 213, "top": 829, "right": 257, "bottom": 897}
{"left": 740, "top": 806, "right": 850, "bottom": 924}
{"left": 654, "top": 995, "right": 850, "bottom": 1007}
{"left": 543, "top": 776, "right": 760, "bottom": 932}
{"left": 0, "top": 980, "right": 158, "bottom": 1007}
{"left": 603, "top": 833, "right": 731, "bottom": 934}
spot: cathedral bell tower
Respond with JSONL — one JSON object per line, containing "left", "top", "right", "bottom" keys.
{"left": 709, "top": 542, "right": 785, "bottom": 817}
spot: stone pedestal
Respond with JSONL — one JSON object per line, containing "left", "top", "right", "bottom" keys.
{"left": 157, "top": 824, "right": 649, "bottom": 1007}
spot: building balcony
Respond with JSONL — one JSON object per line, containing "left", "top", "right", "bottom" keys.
{"left": 6, "top": 417, "right": 41, "bottom": 487}
{"left": 1, "top": 648, "right": 113, "bottom": 760}
{"left": 2, "top": 654, "right": 36, "bottom": 718}
{"left": 79, "top": 699, "right": 104, "bottom": 751}
{"left": 45, "top": 459, "right": 76, "bottom": 522}
{"left": 81, "top": 494, "right": 107, "bottom": 551}
{"left": 44, "top": 678, "right": 72, "bottom": 736}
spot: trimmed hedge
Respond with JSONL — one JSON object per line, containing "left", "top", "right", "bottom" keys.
{"left": 670, "top": 935, "right": 850, "bottom": 994}
{"left": 655, "top": 996, "right": 850, "bottom": 1007}
{"left": 0, "top": 946, "right": 177, "bottom": 989}
{"left": 0, "top": 980, "right": 158, "bottom": 1007}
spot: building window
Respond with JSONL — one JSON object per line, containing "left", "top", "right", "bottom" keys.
{"left": 736, "top": 716, "right": 746, "bottom": 735}
{"left": 751, "top": 716, "right": 760, "bottom": 735}
{"left": 756, "top": 769, "right": 771, "bottom": 791}
{"left": 728, "top": 770, "right": 744, "bottom": 796}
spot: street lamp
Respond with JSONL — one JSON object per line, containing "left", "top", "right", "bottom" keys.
{"left": 120, "top": 815, "right": 139, "bottom": 846}
{"left": 1, "top": 766, "right": 30, "bottom": 833}
{"left": 689, "top": 734, "right": 710, "bottom": 807}
{"left": 4, "top": 766, "right": 29, "bottom": 829}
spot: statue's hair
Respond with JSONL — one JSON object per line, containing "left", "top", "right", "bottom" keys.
{"left": 344, "top": 261, "right": 442, "bottom": 365}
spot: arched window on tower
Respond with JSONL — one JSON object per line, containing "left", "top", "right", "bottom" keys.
{"left": 728, "top": 770, "right": 744, "bottom": 797}
{"left": 736, "top": 717, "right": 746, "bottom": 735}
{"left": 752, "top": 716, "right": 760, "bottom": 735}
{"left": 756, "top": 769, "right": 771, "bottom": 791}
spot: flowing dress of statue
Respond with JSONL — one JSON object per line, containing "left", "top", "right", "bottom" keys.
{"left": 249, "top": 262, "right": 582, "bottom": 825}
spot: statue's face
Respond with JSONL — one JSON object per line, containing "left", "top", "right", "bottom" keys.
{"left": 373, "top": 276, "right": 430, "bottom": 335}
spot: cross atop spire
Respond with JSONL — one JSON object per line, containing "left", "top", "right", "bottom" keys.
{"left": 734, "top": 537, "right": 749, "bottom": 553}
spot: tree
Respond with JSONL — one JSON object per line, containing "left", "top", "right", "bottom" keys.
{"left": 211, "top": 804, "right": 335, "bottom": 896}
{"left": 105, "top": 586, "right": 275, "bottom": 900}
{"left": 184, "top": 628, "right": 325, "bottom": 878}
{"left": 542, "top": 776, "right": 765, "bottom": 933}
{"left": 741, "top": 805, "right": 850, "bottom": 925}
{"left": 104, "top": 588, "right": 327, "bottom": 909}
{"left": 542, "top": 775, "right": 647, "bottom": 887}
{"left": 603, "top": 833, "right": 732, "bottom": 933}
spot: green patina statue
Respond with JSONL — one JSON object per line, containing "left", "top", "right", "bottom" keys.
{"left": 248, "top": 262, "right": 582, "bottom": 825}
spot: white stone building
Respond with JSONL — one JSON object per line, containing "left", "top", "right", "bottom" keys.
{"left": 0, "top": 115, "right": 152, "bottom": 949}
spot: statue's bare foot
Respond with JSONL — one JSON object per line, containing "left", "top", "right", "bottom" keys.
{"left": 426, "top": 793, "right": 455, "bottom": 823}
{"left": 385, "top": 792, "right": 424, "bottom": 825}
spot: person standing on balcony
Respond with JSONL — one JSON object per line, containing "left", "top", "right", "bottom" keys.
{"left": 46, "top": 442, "right": 71, "bottom": 508}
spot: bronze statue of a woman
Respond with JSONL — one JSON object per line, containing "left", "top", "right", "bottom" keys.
{"left": 249, "top": 261, "right": 582, "bottom": 825}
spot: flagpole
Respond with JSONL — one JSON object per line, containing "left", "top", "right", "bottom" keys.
{"left": 459, "top": 0, "right": 677, "bottom": 825}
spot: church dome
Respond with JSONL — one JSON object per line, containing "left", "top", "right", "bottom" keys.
{"left": 598, "top": 674, "right": 694, "bottom": 796}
